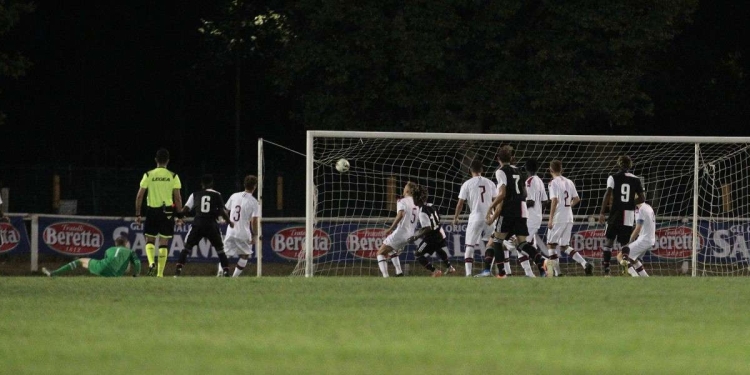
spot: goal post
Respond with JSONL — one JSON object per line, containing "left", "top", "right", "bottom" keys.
{"left": 305, "top": 131, "right": 750, "bottom": 277}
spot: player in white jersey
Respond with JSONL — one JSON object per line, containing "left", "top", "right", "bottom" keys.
{"left": 221, "top": 175, "right": 260, "bottom": 277}
{"left": 452, "top": 160, "right": 497, "bottom": 276}
{"left": 617, "top": 201, "right": 655, "bottom": 277}
{"left": 545, "top": 160, "right": 593, "bottom": 276}
{"left": 377, "top": 181, "right": 419, "bottom": 277}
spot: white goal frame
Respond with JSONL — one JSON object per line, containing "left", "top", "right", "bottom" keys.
{"left": 305, "top": 131, "right": 750, "bottom": 277}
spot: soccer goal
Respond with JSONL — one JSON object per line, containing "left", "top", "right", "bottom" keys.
{"left": 302, "top": 131, "right": 750, "bottom": 277}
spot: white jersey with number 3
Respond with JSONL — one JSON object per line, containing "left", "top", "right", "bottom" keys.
{"left": 549, "top": 176, "right": 578, "bottom": 224}
{"left": 458, "top": 176, "right": 497, "bottom": 221}
{"left": 224, "top": 192, "right": 259, "bottom": 241}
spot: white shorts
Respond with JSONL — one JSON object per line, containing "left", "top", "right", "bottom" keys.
{"left": 481, "top": 223, "right": 494, "bottom": 242}
{"left": 224, "top": 237, "right": 254, "bottom": 257}
{"left": 547, "top": 223, "right": 573, "bottom": 247}
{"left": 626, "top": 237, "right": 654, "bottom": 260}
{"left": 465, "top": 219, "right": 488, "bottom": 248}
{"left": 383, "top": 233, "right": 409, "bottom": 252}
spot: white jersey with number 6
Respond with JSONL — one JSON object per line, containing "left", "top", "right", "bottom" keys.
{"left": 224, "top": 192, "right": 259, "bottom": 241}
{"left": 549, "top": 176, "right": 578, "bottom": 224}
{"left": 458, "top": 176, "right": 497, "bottom": 221}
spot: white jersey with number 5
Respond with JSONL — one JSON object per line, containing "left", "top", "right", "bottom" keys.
{"left": 224, "top": 192, "right": 259, "bottom": 241}
{"left": 635, "top": 203, "right": 656, "bottom": 244}
{"left": 458, "top": 176, "right": 497, "bottom": 221}
{"left": 549, "top": 176, "right": 578, "bottom": 224}
{"left": 392, "top": 196, "right": 418, "bottom": 238}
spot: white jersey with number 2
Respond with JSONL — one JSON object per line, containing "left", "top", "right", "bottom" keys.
{"left": 549, "top": 176, "right": 578, "bottom": 224}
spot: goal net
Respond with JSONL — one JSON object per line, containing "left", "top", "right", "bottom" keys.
{"left": 302, "top": 132, "right": 750, "bottom": 277}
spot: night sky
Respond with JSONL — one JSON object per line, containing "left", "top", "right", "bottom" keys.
{"left": 1, "top": 1, "right": 749, "bottom": 215}
{"left": 2, "top": 1, "right": 302, "bottom": 172}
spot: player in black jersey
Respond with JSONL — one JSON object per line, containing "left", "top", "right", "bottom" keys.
{"left": 407, "top": 186, "right": 455, "bottom": 277}
{"left": 175, "top": 175, "right": 234, "bottom": 277}
{"left": 482, "top": 147, "right": 544, "bottom": 278}
{"left": 598, "top": 156, "right": 644, "bottom": 276}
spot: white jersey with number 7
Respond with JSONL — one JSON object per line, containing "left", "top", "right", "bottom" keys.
{"left": 458, "top": 176, "right": 497, "bottom": 221}
{"left": 549, "top": 176, "right": 578, "bottom": 224}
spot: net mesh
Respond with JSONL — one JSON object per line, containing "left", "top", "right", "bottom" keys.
{"left": 303, "top": 135, "right": 750, "bottom": 277}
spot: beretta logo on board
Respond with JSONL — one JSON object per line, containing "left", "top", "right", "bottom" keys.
{"left": 271, "top": 226, "right": 330, "bottom": 260}
{"left": 0, "top": 223, "right": 21, "bottom": 253}
{"left": 42, "top": 222, "right": 104, "bottom": 255}
{"left": 347, "top": 228, "right": 388, "bottom": 259}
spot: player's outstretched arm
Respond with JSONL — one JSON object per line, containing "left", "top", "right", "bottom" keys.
{"left": 220, "top": 206, "right": 233, "bottom": 228}
{"left": 570, "top": 196, "right": 581, "bottom": 208}
{"left": 386, "top": 211, "right": 405, "bottom": 235}
{"left": 173, "top": 188, "right": 183, "bottom": 213}
{"left": 129, "top": 251, "right": 141, "bottom": 276}
{"left": 408, "top": 227, "right": 431, "bottom": 242}
{"left": 452, "top": 199, "right": 464, "bottom": 225}
{"left": 629, "top": 222, "right": 643, "bottom": 244}
{"left": 135, "top": 188, "right": 146, "bottom": 223}
{"left": 598, "top": 188, "right": 612, "bottom": 224}
{"left": 548, "top": 198, "right": 558, "bottom": 227}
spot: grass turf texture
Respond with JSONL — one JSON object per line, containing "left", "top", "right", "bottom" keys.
{"left": 1, "top": 278, "right": 748, "bottom": 374}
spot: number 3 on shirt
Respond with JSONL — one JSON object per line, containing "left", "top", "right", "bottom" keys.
{"left": 233, "top": 205, "right": 241, "bottom": 221}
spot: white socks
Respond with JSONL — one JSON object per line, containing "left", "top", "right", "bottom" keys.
{"left": 465, "top": 246, "right": 474, "bottom": 276}
{"left": 377, "top": 255, "right": 389, "bottom": 277}
{"left": 390, "top": 253, "right": 403, "bottom": 275}
{"left": 520, "top": 259, "right": 534, "bottom": 277}
{"left": 233, "top": 258, "right": 248, "bottom": 277}
{"left": 565, "top": 248, "right": 588, "bottom": 267}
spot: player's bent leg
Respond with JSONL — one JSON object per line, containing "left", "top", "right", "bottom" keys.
{"left": 144, "top": 238, "right": 157, "bottom": 276}
{"left": 44, "top": 258, "right": 86, "bottom": 277}
{"left": 476, "top": 247, "right": 494, "bottom": 277}
{"left": 434, "top": 246, "right": 454, "bottom": 273}
{"left": 376, "top": 244, "right": 394, "bottom": 277}
{"left": 602, "top": 238, "right": 614, "bottom": 277}
{"left": 464, "top": 245, "right": 476, "bottom": 277}
{"left": 233, "top": 255, "right": 249, "bottom": 277}
{"left": 156, "top": 236, "right": 170, "bottom": 277}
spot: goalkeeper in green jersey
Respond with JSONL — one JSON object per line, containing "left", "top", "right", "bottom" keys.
{"left": 42, "top": 236, "right": 141, "bottom": 277}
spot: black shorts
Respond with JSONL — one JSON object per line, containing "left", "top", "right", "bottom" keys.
{"left": 185, "top": 221, "right": 224, "bottom": 251}
{"left": 416, "top": 238, "right": 447, "bottom": 256}
{"left": 144, "top": 206, "right": 175, "bottom": 238}
{"left": 605, "top": 223, "right": 633, "bottom": 245}
{"left": 495, "top": 216, "right": 529, "bottom": 238}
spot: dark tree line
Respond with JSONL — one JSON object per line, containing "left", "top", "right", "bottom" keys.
{"left": 196, "top": 0, "right": 749, "bottom": 137}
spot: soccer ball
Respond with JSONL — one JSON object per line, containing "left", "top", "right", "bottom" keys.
{"left": 335, "top": 158, "right": 350, "bottom": 173}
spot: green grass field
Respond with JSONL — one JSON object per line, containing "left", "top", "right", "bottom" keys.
{"left": 1, "top": 277, "right": 748, "bottom": 374}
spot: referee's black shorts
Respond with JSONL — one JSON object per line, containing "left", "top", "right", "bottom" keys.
{"left": 144, "top": 206, "right": 175, "bottom": 238}
{"left": 184, "top": 220, "right": 224, "bottom": 251}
